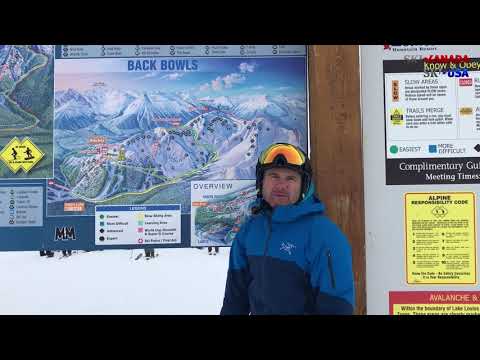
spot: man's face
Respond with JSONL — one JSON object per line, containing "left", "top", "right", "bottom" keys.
{"left": 262, "top": 167, "right": 302, "bottom": 208}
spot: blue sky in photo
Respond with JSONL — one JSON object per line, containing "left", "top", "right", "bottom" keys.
{"left": 56, "top": 57, "right": 307, "bottom": 97}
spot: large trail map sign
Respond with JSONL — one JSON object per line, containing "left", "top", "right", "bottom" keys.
{"left": 0, "top": 45, "right": 308, "bottom": 251}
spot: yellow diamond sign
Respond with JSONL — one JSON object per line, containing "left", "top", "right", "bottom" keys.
{"left": 0, "top": 137, "right": 44, "bottom": 173}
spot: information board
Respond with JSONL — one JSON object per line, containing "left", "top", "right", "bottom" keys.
{"left": 0, "top": 45, "right": 309, "bottom": 251}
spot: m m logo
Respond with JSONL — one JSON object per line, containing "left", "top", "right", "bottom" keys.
{"left": 55, "top": 227, "right": 76, "bottom": 241}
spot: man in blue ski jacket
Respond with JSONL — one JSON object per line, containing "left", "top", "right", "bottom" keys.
{"left": 220, "top": 143, "right": 355, "bottom": 315}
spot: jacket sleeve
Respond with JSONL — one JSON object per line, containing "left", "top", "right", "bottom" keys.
{"left": 220, "top": 221, "right": 251, "bottom": 315}
{"left": 307, "top": 216, "right": 355, "bottom": 315}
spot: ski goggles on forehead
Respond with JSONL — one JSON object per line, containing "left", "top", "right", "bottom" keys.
{"left": 259, "top": 144, "right": 306, "bottom": 166}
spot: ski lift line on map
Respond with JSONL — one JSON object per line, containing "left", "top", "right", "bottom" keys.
{"left": 112, "top": 162, "right": 168, "bottom": 181}
{"left": 68, "top": 143, "right": 210, "bottom": 173}
{"left": 69, "top": 157, "right": 215, "bottom": 204}
{"left": 111, "top": 151, "right": 216, "bottom": 182}
{"left": 70, "top": 175, "right": 183, "bottom": 204}
{"left": 64, "top": 139, "right": 213, "bottom": 174}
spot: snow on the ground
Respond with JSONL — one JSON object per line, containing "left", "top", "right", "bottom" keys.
{"left": 0, "top": 247, "right": 230, "bottom": 315}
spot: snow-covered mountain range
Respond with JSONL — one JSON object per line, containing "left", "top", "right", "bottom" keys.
{"left": 52, "top": 87, "right": 307, "bottom": 201}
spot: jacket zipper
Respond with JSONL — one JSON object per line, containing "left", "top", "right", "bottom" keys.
{"left": 262, "top": 213, "right": 272, "bottom": 312}
{"left": 327, "top": 250, "right": 336, "bottom": 289}
{"left": 263, "top": 215, "right": 272, "bottom": 256}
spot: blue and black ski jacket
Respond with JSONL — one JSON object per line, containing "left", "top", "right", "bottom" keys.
{"left": 220, "top": 183, "right": 355, "bottom": 315}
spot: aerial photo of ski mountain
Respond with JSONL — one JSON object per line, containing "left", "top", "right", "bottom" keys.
{"left": 0, "top": 45, "right": 54, "bottom": 178}
{"left": 48, "top": 57, "right": 307, "bottom": 216}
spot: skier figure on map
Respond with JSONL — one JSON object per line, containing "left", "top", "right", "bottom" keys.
{"left": 11, "top": 148, "right": 17, "bottom": 160}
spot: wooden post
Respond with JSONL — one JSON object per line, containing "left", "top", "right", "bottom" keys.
{"left": 308, "top": 45, "right": 366, "bottom": 314}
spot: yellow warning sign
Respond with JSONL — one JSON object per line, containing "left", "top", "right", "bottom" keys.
{"left": 390, "top": 108, "right": 404, "bottom": 125}
{"left": 0, "top": 137, "right": 44, "bottom": 173}
{"left": 405, "top": 192, "right": 476, "bottom": 285}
